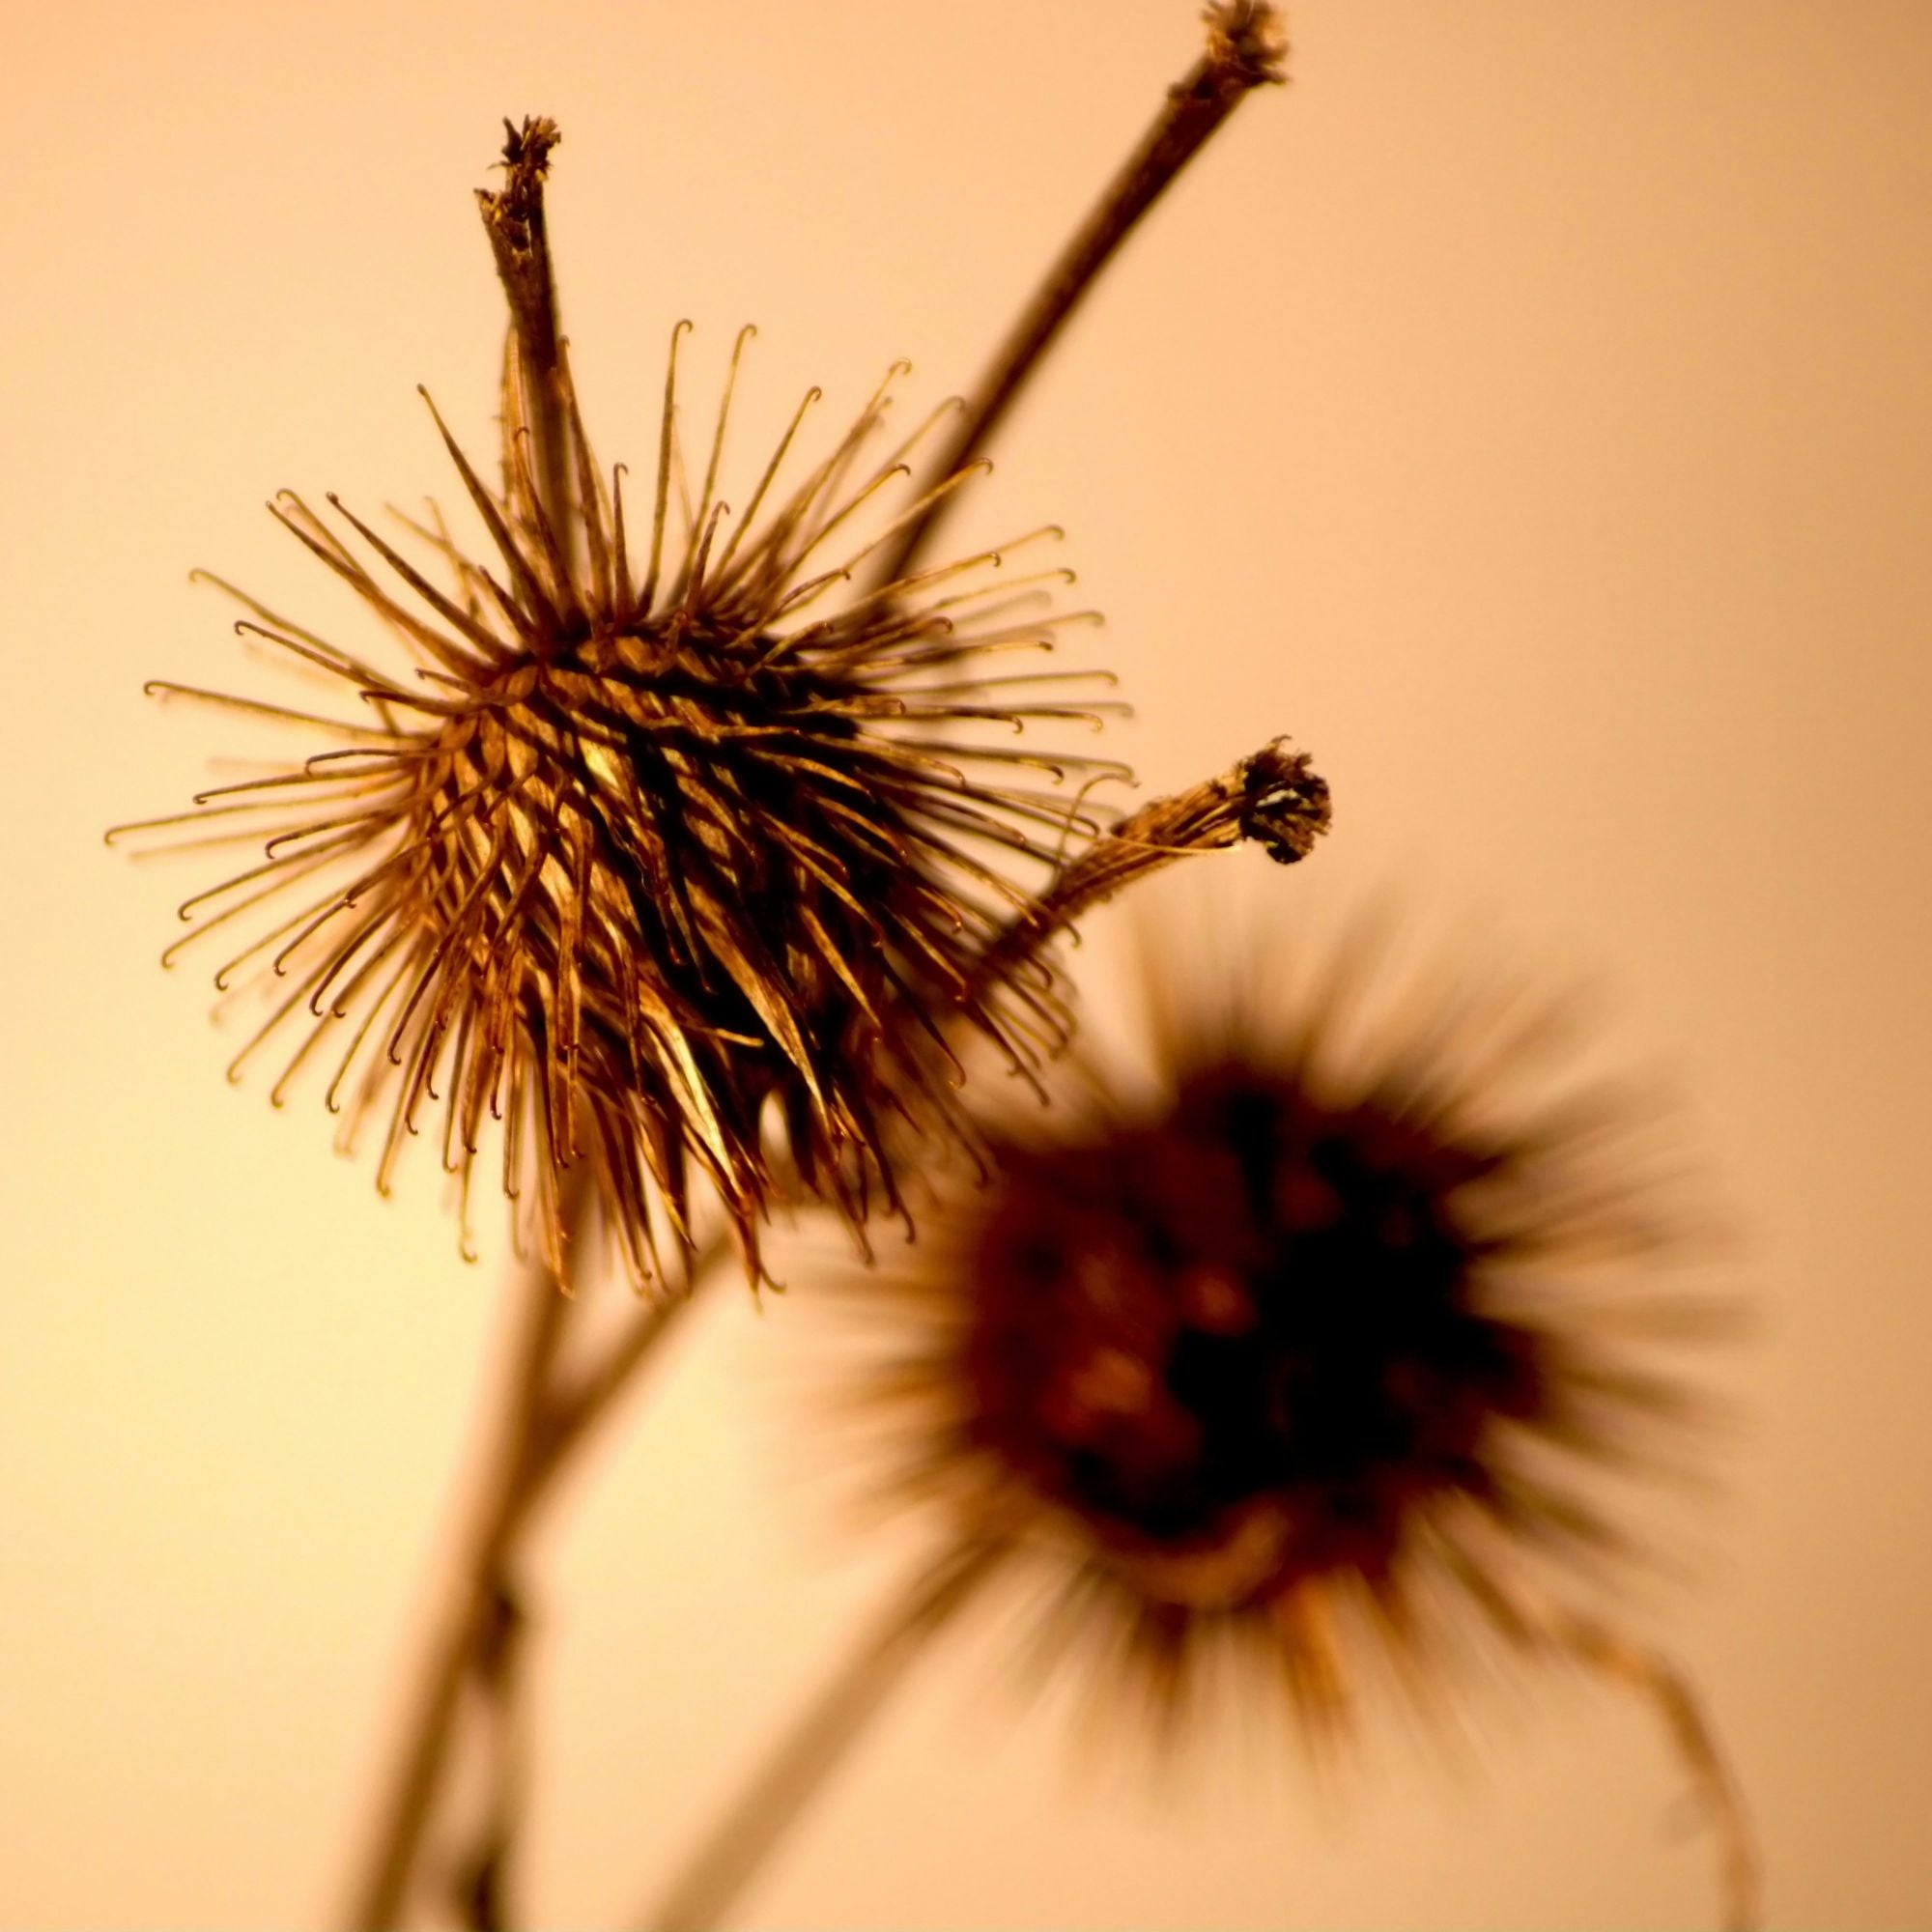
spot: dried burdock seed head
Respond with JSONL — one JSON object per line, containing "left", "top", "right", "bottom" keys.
{"left": 1204, "top": 0, "right": 1291, "bottom": 84}
{"left": 841, "top": 897, "right": 1756, "bottom": 1927}
{"left": 110, "top": 118, "right": 1326, "bottom": 1292}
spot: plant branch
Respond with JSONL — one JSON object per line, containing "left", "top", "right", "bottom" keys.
{"left": 1547, "top": 1609, "right": 1759, "bottom": 1932}
{"left": 479, "top": 115, "right": 574, "bottom": 541}
{"left": 877, "top": 2, "right": 1287, "bottom": 588}
{"left": 1485, "top": 1575, "right": 1762, "bottom": 1932}
{"left": 447, "top": 1574, "right": 531, "bottom": 1932}
{"left": 340, "top": 1194, "right": 581, "bottom": 1931}
{"left": 972, "top": 736, "right": 1329, "bottom": 997}
{"left": 339, "top": 1205, "right": 723, "bottom": 1931}
{"left": 636, "top": 1540, "right": 1009, "bottom": 1932}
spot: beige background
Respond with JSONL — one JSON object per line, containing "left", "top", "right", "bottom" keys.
{"left": 5, "top": 0, "right": 1931, "bottom": 1925}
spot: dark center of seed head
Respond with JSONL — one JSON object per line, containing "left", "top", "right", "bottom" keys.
{"left": 964, "top": 1069, "right": 1546, "bottom": 1584}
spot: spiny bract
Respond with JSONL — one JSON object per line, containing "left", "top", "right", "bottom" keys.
{"left": 113, "top": 126, "right": 1130, "bottom": 1290}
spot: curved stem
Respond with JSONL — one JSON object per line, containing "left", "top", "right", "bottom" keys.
{"left": 968, "top": 736, "right": 1329, "bottom": 1001}
{"left": 637, "top": 1540, "right": 1008, "bottom": 1932}
{"left": 1496, "top": 1578, "right": 1761, "bottom": 1932}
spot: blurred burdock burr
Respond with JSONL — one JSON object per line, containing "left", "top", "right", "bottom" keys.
{"left": 649, "top": 891, "right": 1756, "bottom": 1932}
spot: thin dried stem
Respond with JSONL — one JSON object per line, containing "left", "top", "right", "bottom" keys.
{"left": 439, "top": 1256, "right": 724, "bottom": 1927}
{"left": 878, "top": 2, "right": 1287, "bottom": 587}
{"left": 1489, "top": 1576, "right": 1762, "bottom": 1932}
{"left": 340, "top": 1192, "right": 723, "bottom": 1931}
{"left": 636, "top": 1540, "right": 1008, "bottom": 1932}
{"left": 527, "top": 1276, "right": 712, "bottom": 1492}
{"left": 478, "top": 117, "right": 572, "bottom": 539}
{"left": 341, "top": 1181, "right": 581, "bottom": 1931}
{"left": 447, "top": 1575, "right": 531, "bottom": 1932}
{"left": 971, "top": 736, "right": 1329, "bottom": 996}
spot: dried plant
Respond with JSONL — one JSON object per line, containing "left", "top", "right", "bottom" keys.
{"left": 101, "top": 4, "right": 1758, "bottom": 1929}
{"left": 647, "top": 903, "right": 1757, "bottom": 1930}
{"left": 108, "top": 8, "right": 1322, "bottom": 1926}
{"left": 109, "top": 109, "right": 1319, "bottom": 1293}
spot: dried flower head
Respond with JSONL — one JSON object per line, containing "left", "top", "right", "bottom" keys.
{"left": 843, "top": 898, "right": 1755, "bottom": 1923}
{"left": 110, "top": 120, "right": 1326, "bottom": 1290}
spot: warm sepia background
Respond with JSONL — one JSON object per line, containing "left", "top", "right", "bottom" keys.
{"left": 5, "top": 1, "right": 1930, "bottom": 1926}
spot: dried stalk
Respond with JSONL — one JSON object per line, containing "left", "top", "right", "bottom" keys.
{"left": 1489, "top": 1578, "right": 1762, "bottom": 1932}
{"left": 637, "top": 1542, "right": 1008, "bottom": 1932}
{"left": 972, "top": 737, "right": 1328, "bottom": 997}
{"left": 477, "top": 117, "right": 573, "bottom": 553}
{"left": 878, "top": 2, "right": 1287, "bottom": 586}
{"left": 340, "top": 1193, "right": 578, "bottom": 1931}
{"left": 340, "top": 1196, "right": 719, "bottom": 1931}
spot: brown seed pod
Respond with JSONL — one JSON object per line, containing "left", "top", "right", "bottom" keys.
{"left": 107, "top": 129, "right": 1153, "bottom": 1289}
{"left": 111, "top": 122, "right": 1329, "bottom": 1293}
{"left": 832, "top": 893, "right": 1755, "bottom": 1923}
